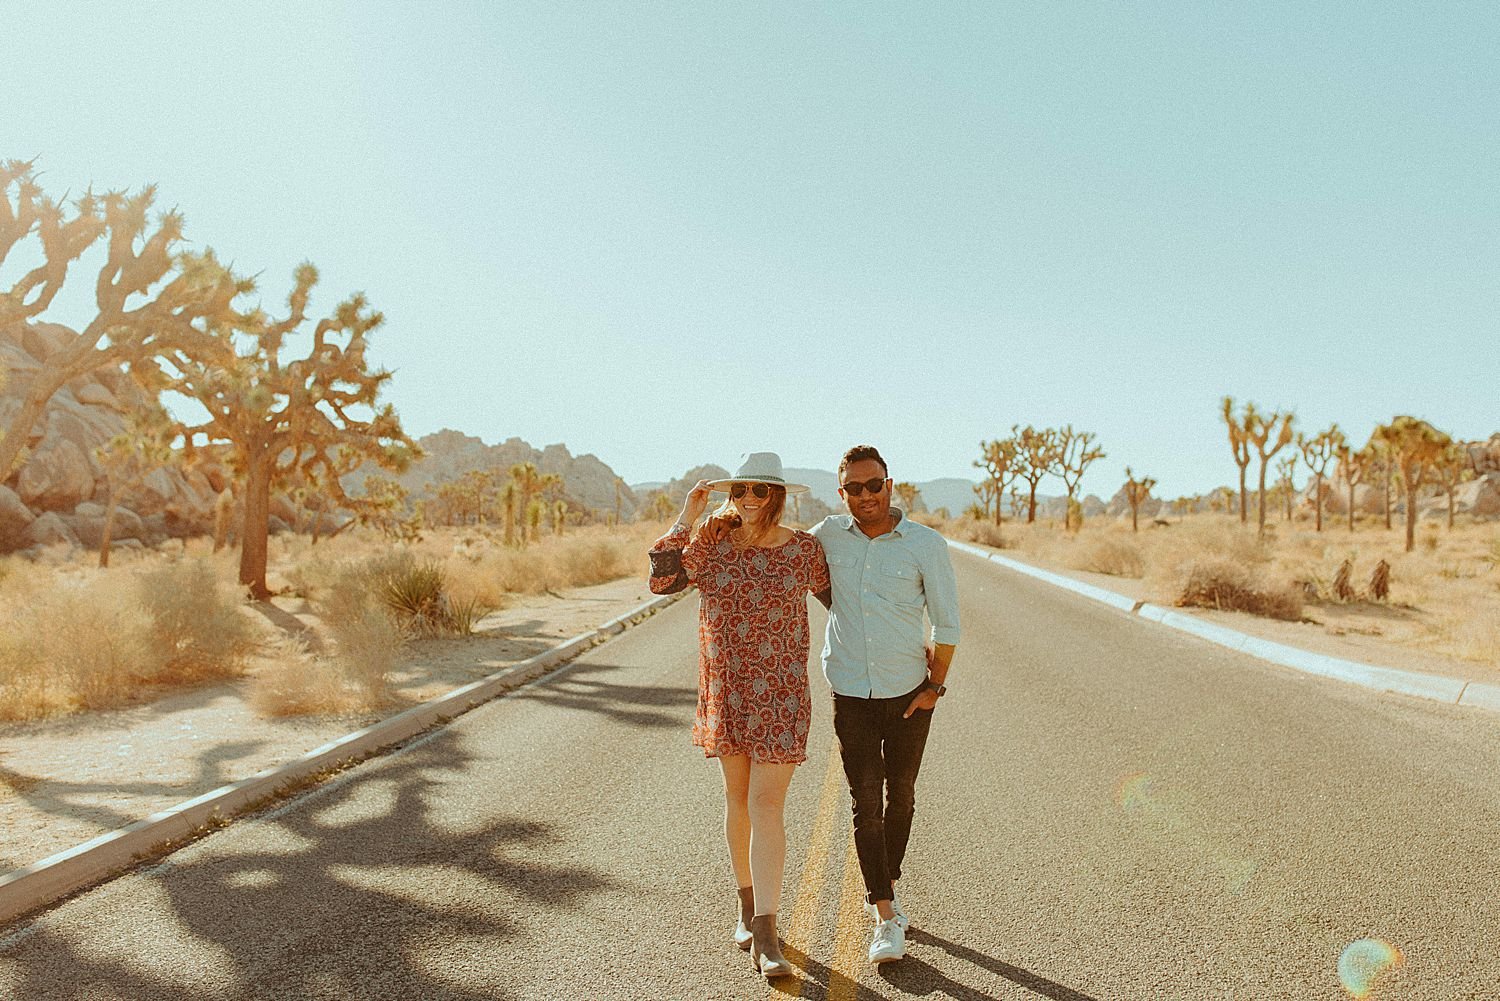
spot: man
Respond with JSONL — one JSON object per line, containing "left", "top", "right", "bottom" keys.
{"left": 703, "top": 444, "right": 959, "bottom": 964}
{"left": 811, "top": 444, "right": 960, "bottom": 965}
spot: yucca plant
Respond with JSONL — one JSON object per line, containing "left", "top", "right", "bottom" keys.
{"left": 381, "top": 558, "right": 449, "bottom": 636}
{"left": 445, "top": 595, "right": 494, "bottom": 635}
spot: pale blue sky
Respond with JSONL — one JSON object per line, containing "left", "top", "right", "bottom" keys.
{"left": 4, "top": 3, "right": 1496, "bottom": 498}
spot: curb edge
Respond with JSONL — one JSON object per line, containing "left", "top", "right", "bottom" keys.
{"left": 946, "top": 538, "right": 1487, "bottom": 711}
{"left": 0, "top": 588, "right": 687, "bottom": 929}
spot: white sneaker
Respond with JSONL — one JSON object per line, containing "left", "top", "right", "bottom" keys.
{"left": 863, "top": 895, "right": 910, "bottom": 932}
{"left": 869, "top": 917, "right": 906, "bottom": 964}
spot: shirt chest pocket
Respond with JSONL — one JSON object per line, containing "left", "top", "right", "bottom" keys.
{"left": 874, "top": 559, "right": 922, "bottom": 606}
{"left": 826, "top": 552, "right": 859, "bottom": 576}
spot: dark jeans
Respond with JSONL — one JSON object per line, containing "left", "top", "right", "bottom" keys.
{"left": 832, "top": 685, "right": 934, "bottom": 905}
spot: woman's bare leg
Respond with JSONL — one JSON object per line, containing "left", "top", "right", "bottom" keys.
{"left": 747, "top": 760, "right": 797, "bottom": 915}
{"left": 718, "top": 754, "right": 752, "bottom": 888}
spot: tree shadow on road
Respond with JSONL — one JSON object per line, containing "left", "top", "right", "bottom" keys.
{"left": 0, "top": 728, "right": 619, "bottom": 1001}
{"left": 509, "top": 660, "right": 697, "bottom": 729}
{"left": 0, "top": 738, "right": 271, "bottom": 838}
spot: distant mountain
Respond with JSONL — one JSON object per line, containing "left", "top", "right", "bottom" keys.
{"left": 785, "top": 468, "right": 842, "bottom": 507}
{"left": 398, "top": 430, "right": 639, "bottom": 517}
{"left": 912, "top": 478, "right": 979, "bottom": 517}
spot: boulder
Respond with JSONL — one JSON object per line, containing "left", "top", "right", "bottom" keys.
{"left": 1453, "top": 472, "right": 1500, "bottom": 518}
{"left": 0, "top": 485, "right": 36, "bottom": 550}
{"left": 15, "top": 438, "right": 96, "bottom": 510}
{"left": 67, "top": 505, "right": 146, "bottom": 547}
{"left": 23, "top": 512, "right": 79, "bottom": 548}
{"left": 1104, "top": 484, "right": 1164, "bottom": 519}
{"left": 140, "top": 512, "right": 169, "bottom": 544}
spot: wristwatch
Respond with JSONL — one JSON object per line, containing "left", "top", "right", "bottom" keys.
{"left": 924, "top": 680, "right": 946, "bottom": 698}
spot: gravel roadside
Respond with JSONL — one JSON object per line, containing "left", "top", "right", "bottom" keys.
{"left": 0, "top": 577, "right": 655, "bottom": 873}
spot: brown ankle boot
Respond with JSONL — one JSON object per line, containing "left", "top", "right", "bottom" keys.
{"left": 750, "top": 914, "right": 793, "bottom": 978}
{"left": 734, "top": 886, "right": 754, "bottom": 950}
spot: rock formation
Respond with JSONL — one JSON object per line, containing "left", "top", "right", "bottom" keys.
{"left": 0, "top": 322, "right": 219, "bottom": 556}
{"left": 393, "top": 430, "right": 641, "bottom": 520}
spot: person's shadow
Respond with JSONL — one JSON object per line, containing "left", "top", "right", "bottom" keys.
{"left": 876, "top": 927, "right": 1102, "bottom": 1001}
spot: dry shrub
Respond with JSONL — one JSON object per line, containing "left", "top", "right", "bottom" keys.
{"left": 312, "top": 554, "right": 409, "bottom": 699}
{"left": 136, "top": 559, "right": 258, "bottom": 683}
{"left": 1176, "top": 556, "right": 1304, "bottom": 621}
{"left": 939, "top": 518, "right": 1013, "bottom": 549}
{"left": 447, "top": 524, "right": 654, "bottom": 599}
{"left": 1070, "top": 537, "right": 1145, "bottom": 578}
{"left": 0, "top": 564, "right": 160, "bottom": 719}
{"left": 249, "top": 554, "right": 406, "bottom": 717}
{"left": 248, "top": 634, "right": 373, "bottom": 718}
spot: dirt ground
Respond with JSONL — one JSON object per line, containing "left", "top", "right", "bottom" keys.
{"left": 0, "top": 577, "right": 656, "bottom": 874}
{"left": 983, "top": 550, "right": 1500, "bottom": 687}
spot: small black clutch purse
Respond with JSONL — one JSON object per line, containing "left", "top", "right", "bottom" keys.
{"left": 649, "top": 548, "right": 689, "bottom": 594}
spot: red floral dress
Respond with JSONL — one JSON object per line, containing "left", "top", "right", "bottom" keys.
{"left": 650, "top": 525, "right": 831, "bottom": 764}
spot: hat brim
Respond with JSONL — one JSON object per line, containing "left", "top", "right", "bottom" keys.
{"left": 706, "top": 478, "right": 809, "bottom": 495}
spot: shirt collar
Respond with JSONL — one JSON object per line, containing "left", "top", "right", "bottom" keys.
{"left": 838, "top": 509, "right": 906, "bottom": 537}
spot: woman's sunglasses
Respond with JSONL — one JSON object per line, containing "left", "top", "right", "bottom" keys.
{"left": 840, "top": 477, "right": 887, "bottom": 496}
{"left": 730, "top": 482, "right": 779, "bottom": 499}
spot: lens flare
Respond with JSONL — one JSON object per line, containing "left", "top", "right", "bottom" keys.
{"left": 1116, "top": 772, "right": 1154, "bottom": 811}
{"left": 1338, "top": 938, "right": 1402, "bottom": 998}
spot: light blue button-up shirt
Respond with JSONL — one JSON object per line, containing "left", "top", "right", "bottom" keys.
{"left": 811, "top": 510, "right": 961, "bottom": 699}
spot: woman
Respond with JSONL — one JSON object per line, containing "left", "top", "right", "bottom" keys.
{"left": 649, "top": 452, "right": 830, "bottom": 980}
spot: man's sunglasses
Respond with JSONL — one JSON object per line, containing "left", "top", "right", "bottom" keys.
{"left": 730, "top": 482, "right": 779, "bottom": 499}
{"left": 840, "top": 477, "right": 887, "bottom": 497}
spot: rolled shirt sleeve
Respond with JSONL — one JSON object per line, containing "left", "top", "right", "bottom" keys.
{"left": 918, "top": 533, "right": 961, "bottom": 647}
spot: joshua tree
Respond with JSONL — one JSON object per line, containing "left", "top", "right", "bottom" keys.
{"left": 356, "top": 475, "right": 420, "bottom": 542}
{"left": 152, "top": 263, "right": 418, "bottom": 598}
{"left": 526, "top": 497, "right": 545, "bottom": 541}
{"left": 972, "top": 479, "right": 998, "bottom": 521}
{"left": 1012, "top": 424, "right": 1061, "bottom": 524}
{"left": 509, "top": 463, "right": 560, "bottom": 548}
{"left": 93, "top": 405, "right": 178, "bottom": 567}
{"left": 1365, "top": 437, "right": 1395, "bottom": 530}
{"left": 647, "top": 491, "right": 676, "bottom": 521}
{"left": 1122, "top": 467, "right": 1156, "bottom": 533}
{"left": 499, "top": 481, "right": 518, "bottom": 544}
{"left": 1336, "top": 442, "right": 1369, "bottom": 533}
{"left": 212, "top": 487, "right": 235, "bottom": 553}
{"left": 1221, "top": 397, "right": 1255, "bottom": 524}
{"left": 1275, "top": 453, "right": 1298, "bottom": 522}
{"left": 0, "top": 161, "right": 248, "bottom": 480}
{"left": 1241, "top": 405, "right": 1295, "bottom": 534}
{"left": 1373, "top": 416, "right": 1452, "bottom": 552}
{"left": 1299, "top": 425, "right": 1345, "bottom": 532}
{"left": 552, "top": 499, "right": 568, "bottom": 536}
{"left": 974, "top": 437, "right": 1019, "bottom": 526}
{"left": 893, "top": 481, "right": 922, "bottom": 512}
{"left": 1433, "top": 440, "right": 1476, "bottom": 529}
{"left": 1055, "top": 426, "right": 1104, "bottom": 532}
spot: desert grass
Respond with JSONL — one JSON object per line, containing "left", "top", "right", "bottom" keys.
{"left": 0, "top": 554, "right": 256, "bottom": 720}
{"left": 938, "top": 512, "right": 1500, "bottom": 664}
{"left": 1, "top": 520, "right": 661, "bottom": 720}
{"left": 254, "top": 522, "right": 655, "bottom": 715}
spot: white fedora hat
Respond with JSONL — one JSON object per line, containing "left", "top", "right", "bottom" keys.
{"left": 706, "top": 452, "right": 809, "bottom": 495}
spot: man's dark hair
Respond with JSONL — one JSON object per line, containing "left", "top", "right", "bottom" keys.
{"left": 838, "top": 444, "right": 888, "bottom": 479}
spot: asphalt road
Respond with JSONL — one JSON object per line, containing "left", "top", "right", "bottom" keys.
{"left": 3, "top": 550, "right": 1498, "bottom": 1000}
